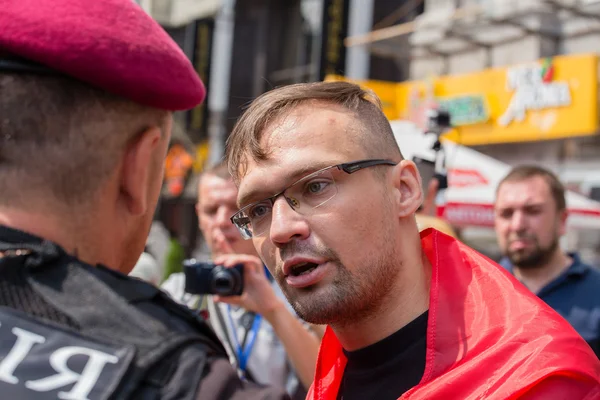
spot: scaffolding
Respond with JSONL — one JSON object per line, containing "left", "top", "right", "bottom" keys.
{"left": 345, "top": 0, "right": 600, "bottom": 64}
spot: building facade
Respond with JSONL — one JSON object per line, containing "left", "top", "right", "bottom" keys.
{"left": 407, "top": 0, "right": 600, "bottom": 200}
{"left": 338, "top": 0, "right": 600, "bottom": 262}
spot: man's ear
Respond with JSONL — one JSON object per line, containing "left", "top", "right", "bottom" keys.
{"left": 195, "top": 202, "right": 203, "bottom": 226}
{"left": 120, "top": 127, "right": 163, "bottom": 216}
{"left": 390, "top": 160, "right": 423, "bottom": 218}
{"left": 558, "top": 208, "right": 569, "bottom": 236}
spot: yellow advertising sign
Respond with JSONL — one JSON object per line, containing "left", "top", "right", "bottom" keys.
{"left": 328, "top": 53, "right": 599, "bottom": 145}
{"left": 325, "top": 74, "right": 400, "bottom": 121}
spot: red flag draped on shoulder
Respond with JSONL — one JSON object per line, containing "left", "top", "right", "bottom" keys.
{"left": 308, "top": 229, "right": 600, "bottom": 400}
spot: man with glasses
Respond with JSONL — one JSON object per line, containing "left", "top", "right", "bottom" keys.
{"left": 162, "top": 162, "right": 322, "bottom": 398}
{"left": 224, "top": 81, "right": 600, "bottom": 399}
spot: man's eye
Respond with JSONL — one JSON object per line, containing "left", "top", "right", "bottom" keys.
{"left": 525, "top": 206, "right": 542, "bottom": 215}
{"left": 305, "top": 181, "right": 330, "bottom": 194}
{"left": 249, "top": 204, "right": 271, "bottom": 219}
{"left": 498, "top": 209, "right": 513, "bottom": 219}
{"left": 204, "top": 207, "right": 218, "bottom": 216}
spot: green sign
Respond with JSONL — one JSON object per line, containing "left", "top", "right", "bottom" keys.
{"left": 438, "top": 95, "right": 489, "bottom": 126}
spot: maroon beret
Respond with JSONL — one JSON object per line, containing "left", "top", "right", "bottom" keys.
{"left": 0, "top": 0, "right": 205, "bottom": 111}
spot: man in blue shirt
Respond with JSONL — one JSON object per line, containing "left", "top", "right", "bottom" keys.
{"left": 494, "top": 165, "right": 600, "bottom": 357}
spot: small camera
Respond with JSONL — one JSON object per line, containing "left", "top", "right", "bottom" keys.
{"left": 425, "top": 109, "right": 452, "bottom": 137}
{"left": 183, "top": 260, "right": 244, "bottom": 296}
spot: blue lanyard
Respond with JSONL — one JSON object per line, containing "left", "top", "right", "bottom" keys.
{"left": 227, "top": 306, "right": 262, "bottom": 373}
{"left": 264, "top": 265, "right": 273, "bottom": 281}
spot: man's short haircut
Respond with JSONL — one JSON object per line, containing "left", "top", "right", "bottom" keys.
{"left": 0, "top": 73, "right": 168, "bottom": 208}
{"left": 196, "top": 161, "right": 233, "bottom": 205}
{"left": 225, "top": 81, "right": 403, "bottom": 182}
{"left": 497, "top": 165, "right": 566, "bottom": 211}
{"left": 202, "top": 161, "right": 232, "bottom": 182}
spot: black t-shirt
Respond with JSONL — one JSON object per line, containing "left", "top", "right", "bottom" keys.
{"left": 336, "top": 311, "right": 428, "bottom": 400}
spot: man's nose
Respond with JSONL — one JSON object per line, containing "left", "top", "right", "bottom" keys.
{"left": 216, "top": 207, "right": 233, "bottom": 228}
{"left": 509, "top": 210, "right": 528, "bottom": 232}
{"left": 269, "top": 196, "right": 310, "bottom": 246}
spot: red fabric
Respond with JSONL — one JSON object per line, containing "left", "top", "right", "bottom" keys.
{"left": 0, "top": 0, "right": 205, "bottom": 111}
{"left": 308, "top": 229, "right": 600, "bottom": 400}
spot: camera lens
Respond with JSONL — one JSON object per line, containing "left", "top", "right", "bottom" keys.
{"left": 211, "top": 270, "right": 235, "bottom": 295}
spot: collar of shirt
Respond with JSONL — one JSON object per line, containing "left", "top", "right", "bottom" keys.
{"left": 499, "top": 253, "right": 591, "bottom": 295}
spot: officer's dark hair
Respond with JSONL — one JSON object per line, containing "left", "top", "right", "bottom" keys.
{"left": 0, "top": 73, "right": 169, "bottom": 208}
{"left": 497, "top": 165, "right": 566, "bottom": 211}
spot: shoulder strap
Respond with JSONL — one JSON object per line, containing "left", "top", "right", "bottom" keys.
{"left": 97, "top": 265, "right": 226, "bottom": 355}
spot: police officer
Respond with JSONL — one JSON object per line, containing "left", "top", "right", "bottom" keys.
{"left": 0, "top": 0, "right": 288, "bottom": 399}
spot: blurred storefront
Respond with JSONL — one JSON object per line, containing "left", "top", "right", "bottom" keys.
{"left": 329, "top": 53, "right": 599, "bottom": 145}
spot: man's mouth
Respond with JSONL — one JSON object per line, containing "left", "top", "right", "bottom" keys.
{"left": 282, "top": 257, "right": 329, "bottom": 288}
{"left": 213, "top": 232, "right": 238, "bottom": 244}
{"left": 509, "top": 237, "right": 535, "bottom": 249}
{"left": 283, "top": 257, "right": 326, "bottom": 276}
{"left": 289, "top": 262, "right": 320, "bottom": 277}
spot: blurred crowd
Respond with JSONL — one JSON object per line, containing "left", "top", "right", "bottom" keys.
{"left": 1, "top": 1, "right": 599, "bottom": 399}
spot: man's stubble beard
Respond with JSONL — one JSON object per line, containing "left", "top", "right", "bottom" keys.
{"left": 508, "top": 234, "right": 559, "bottom": 270}
{"left": 277, "top": 210, "right": 401, "bottom": 326}
{"left": 285, "top": 251, "right": 401, "bottom": 327}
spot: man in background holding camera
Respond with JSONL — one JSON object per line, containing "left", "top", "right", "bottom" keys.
{"left": 162, "top": 163, "right": 321, "bottom": 399}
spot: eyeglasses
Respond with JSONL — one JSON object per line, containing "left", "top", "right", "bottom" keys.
{"left": 230, "top": 159, "right": 397, "bottom": 239}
